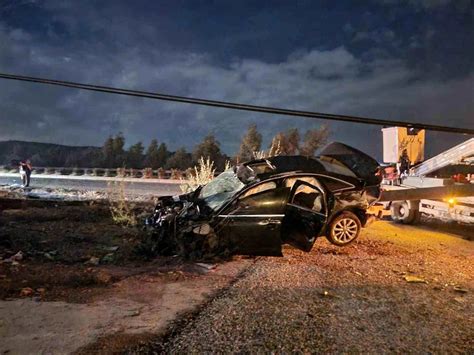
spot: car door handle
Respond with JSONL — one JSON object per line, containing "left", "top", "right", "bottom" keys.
{"left": 260, "top": 219, "right": 281, "bottom": 226}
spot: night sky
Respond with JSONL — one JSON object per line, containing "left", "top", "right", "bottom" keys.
{"left": 0, "top": 0, "right": 473, "bottom": 159}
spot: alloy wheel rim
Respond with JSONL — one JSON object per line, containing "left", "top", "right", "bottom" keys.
{"left": 333, "top": 218, "right": 358, "bottom": 243}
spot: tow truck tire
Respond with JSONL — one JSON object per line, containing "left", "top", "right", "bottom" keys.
{"left": 390, "top": 201, "right": 419, "bottom": 224}
{"left": 326, "top": 211, "right": 361, "bottom": 246}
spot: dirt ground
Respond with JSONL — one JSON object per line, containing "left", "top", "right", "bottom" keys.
{"left": 0, "top": 200, "right": 252, "bottom": 354}
{"left": 0, "top": 199, "right": 473, "bottom": 353}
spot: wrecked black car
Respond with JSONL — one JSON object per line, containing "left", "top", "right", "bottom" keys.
{"left": 145, "top": 143, "right": 382, "bottom": 259}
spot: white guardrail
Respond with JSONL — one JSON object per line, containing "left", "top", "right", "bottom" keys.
{"left": 0, "top": 166, "right": 191, "bottom": 183}
{"left": 0, "top": 166, "right": 186, "bottom": 178}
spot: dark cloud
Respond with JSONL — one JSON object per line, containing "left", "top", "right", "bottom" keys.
{"left": 0, "top": 0, "right": 472, "bottom": 160}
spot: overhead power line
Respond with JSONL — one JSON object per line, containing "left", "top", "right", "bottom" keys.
{"left": 0, "top": 72, "right": 473, "bottom": 135}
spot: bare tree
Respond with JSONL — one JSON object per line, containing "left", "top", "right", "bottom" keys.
{"left": 300, "top": 125, "right": 330, "bottom": 157}
{"left": 267, "top": 125, "right": 329, "bottom": 157}
{"left": 286, "top": 128, "right": 300, "bottom": 155}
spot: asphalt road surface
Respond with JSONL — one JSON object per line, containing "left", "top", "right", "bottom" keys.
{"left": 0, "top": 175, "right": 181, "bottom": 197}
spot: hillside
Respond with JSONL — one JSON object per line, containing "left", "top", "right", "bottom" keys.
{"left": 0, "top": 140, "right": 103, "bottom": 167}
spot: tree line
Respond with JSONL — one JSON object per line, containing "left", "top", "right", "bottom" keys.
{"left": 102, "top": 132, "right": 229, "bottom": 170}
{"left": 1, "top": 125, "right": 329, "bottom": 170}
{"left": 102, "top": 124, "right": 329, "bottom": 170}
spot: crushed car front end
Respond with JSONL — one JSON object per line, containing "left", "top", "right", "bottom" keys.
{"left": 145, "top": 170, "right": 248, "bottom": 259}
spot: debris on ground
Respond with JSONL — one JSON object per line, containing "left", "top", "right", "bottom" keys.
{"left": 195, "top": 263, "right": 217, "bottom": 271}
{"left": 20, "top": 287, "right": 34, "bottom": 297}
{"left": 453, "top": 286, "right": 468, "bottom": 293}
{"left": 403, "top": 275, "right": 428, "bottom": 283}
{"left": 102, "top": 246, "right": 119, "bottom": 252}
{"left": 85, "top": 257, "right": 100, "bottom": 266}
{"left": 2, "top": 251, "right": 24, "bottom": 264}
{"left": 124, "top": 309, "right": 141, "bottom": 317}
{"left": 43, "top": 250, "right": 58, "bottom": 261}
{"left": 101, "top": 253, "right": 115, "bottom": 264}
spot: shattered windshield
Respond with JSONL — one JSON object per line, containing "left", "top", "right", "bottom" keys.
{"left": 199, "top": 169, "right": 245, "bottom": 211}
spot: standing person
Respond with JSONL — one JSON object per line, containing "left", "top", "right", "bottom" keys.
{"left": 398, "top": 149, "right": 410, "bottom": 181}
{"left": 19, "top": 160, "right": 27, "bottom": 187}
{"left": 19, "top": 160, "right": 32, "bottom": 187}
{"left": 25, "top": 160, "right": 32, "bottom": 187}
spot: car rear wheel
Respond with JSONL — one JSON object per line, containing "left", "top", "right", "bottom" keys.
{"left": 327, "top": 211, "right": 361, "bottom": 246}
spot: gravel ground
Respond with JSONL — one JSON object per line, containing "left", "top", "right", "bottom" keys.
{"left": 138, "top": 221, "right": 473, "bottom": 353}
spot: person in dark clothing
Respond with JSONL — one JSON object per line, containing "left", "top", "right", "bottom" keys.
{"left": 19, "top": 160, "right": 32, "bottom": 187}
{"left": 399, "top": 149, "right": 410, "bottom": 176}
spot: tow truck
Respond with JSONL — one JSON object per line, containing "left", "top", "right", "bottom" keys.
{"left": 376, "top": 127, "right": 474, "bottom": 224}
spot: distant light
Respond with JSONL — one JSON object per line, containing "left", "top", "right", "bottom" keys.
{"left": 447, "top": 198, "right": 456, "bottom": 205}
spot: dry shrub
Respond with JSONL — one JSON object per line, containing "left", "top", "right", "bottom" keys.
{"left": 116, "top": 167, "right": 126, "bottom": 177}
{"left": 254, "top": 139, "right": 282, "bottom": 159}
{"left": 107, "top": 180, "right": 137, "bottom": 226}
{"left": 180, "top": 156, "right": 215, "bottom": 193}
{"left": 253, "top": 150, "right": 267, "bottom": 159}
{"left": 170, "top": 168, "right": 182, "bottom": 179}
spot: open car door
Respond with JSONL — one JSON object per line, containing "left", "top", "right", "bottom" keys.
{"left": 282, "top": 180, "right": 328, "bottom": 252}
{"left": 216, "top": 185, "right": 290, "bottom": 256}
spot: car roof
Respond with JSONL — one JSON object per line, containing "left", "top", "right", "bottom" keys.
{"left": 246, "top": 155, "right": 326, "bottom": 174}
{"left": 243, "top": 155, "right": 363, "bottom": 186}
{"left": 242, "top": 142, "right": 380, "bottom": 186}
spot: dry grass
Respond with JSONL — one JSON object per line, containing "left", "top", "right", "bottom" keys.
{"left": 180, "top": 157, "right": 216, "bottom": 193}
{"left": 106, "top": 180, "right": 137, "bottom": 226}
{"left": 254, "top": 138, "right": 282, "bottom": 159}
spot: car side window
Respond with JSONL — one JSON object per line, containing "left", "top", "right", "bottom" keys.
{"left": 222, "top": 185, "right": 289, "bottom": 215}
{"left": 291, "top": 183, "right": 325, "bottom": 214}
{"left": 318, "top": 176, "right": 353, "bottom": 192}
{"left": 240, "top": 181, "right": 277, "bottom": 199}
{"left": 284, "top": 176, "right": 323, "bottom": 190}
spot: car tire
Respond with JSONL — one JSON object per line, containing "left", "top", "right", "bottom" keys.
{"left": 390, "top": 201, "right": 419, "bottom": 224}
{"left": 326, "top": 211, "right": 361, "bottom": 246}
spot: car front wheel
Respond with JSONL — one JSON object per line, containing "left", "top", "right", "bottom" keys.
{"left": 326, "top": 211, "right": 361, "bottom": 246}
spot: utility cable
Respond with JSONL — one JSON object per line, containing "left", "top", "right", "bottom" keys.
{"left": 0, "top": 72, "right": 472, "bottom": 135}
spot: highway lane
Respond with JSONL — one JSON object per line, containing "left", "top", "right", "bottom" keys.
{"left": 0, "top": 175, "right": 182, "bottom": 197}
